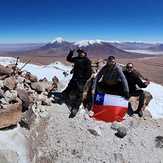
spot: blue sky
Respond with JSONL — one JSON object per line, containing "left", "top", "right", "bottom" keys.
{"left": 0, "top": 0, "right": 163, "bottom": 43}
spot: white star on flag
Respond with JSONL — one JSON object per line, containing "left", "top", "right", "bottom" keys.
{"left": 96, "top": 94, "right": 102, "bottom": 102}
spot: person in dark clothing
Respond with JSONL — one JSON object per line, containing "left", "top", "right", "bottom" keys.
{"left": 123, "top": 63, "right": 150, "bottom": 117}
{"left": 93, "top": 56, "right": 129, "bottom": 98}
{"left": 62, "top": 49, "right": 92, "bottom": 118}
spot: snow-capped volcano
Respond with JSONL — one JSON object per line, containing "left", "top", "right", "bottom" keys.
{"left": 50, "top": 37, "right": 65, "bottom": 44}
{"left": 74, "top": 40, "right": 103, "bottom": 47}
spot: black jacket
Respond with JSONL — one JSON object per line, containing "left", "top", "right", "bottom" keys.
{"left": 123, "top": 70, "right": 147, "bottom": 94}
{"left": 67, "top": 51, "right": 92, "bottom": 80}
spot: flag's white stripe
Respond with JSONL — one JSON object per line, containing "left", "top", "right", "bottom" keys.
{"left": 103, "top": 94, "right": 128, "bottom": 107}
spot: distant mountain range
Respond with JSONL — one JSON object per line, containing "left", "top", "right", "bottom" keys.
{"left": 1, "top": 37, "right": 163, "bottom": 58}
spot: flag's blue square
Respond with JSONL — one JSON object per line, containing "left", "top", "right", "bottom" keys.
{"left": 95, "top": 93, "right": 104, "bottom": 105}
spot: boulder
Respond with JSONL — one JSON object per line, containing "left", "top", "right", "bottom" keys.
{"left": 0, "top": 65, "right": 13, "bottom": 76}
{"left": 4, "top": 90, "right": 17, "bottom": 104}
{"left": 0, "top": 102, "right": 22, "bottom": 129}
{"left": 115, "top": 126, "right": 127, "bottom": 138}
{"left": 31, "top": 82, "right": 44, "bottom": 93}
{"left": 31, "top": 81, "right": 52, "bottom": 93}
{"left": 17, "top": 89, "right": 30, "bottom": 112}
{"left": 3, "top": 77, "right": 17, "bottom": 90}
{"left": 19, "top": 108, "right": 37, "bottom": 129}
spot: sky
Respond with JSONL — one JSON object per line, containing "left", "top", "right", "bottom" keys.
{"left": 0, "top": 0, "right": 163, "bottom": 43}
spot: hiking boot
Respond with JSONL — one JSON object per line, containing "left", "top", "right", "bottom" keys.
{"left": 69, "top": 108, "right": 78, "bottom": 118}
{"left": 134, "top": 110, "right": 143, "bottom": 117}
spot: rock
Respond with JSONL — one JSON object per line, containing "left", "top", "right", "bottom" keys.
{"left": 129, "top": 91, "right": 153, "bottom": 112}
{"left": 17, "top": 89, "right": 30, "bottom": 112}
{"left": 37, "top": 94, "right": 51, "bottom": 106}
{"left": 39, "top": 77, "right": 48, "bottom": 82}
{"left": 32, "top": 104, "right": 49, "bottom": 119}
{"left": 144, "top": 91, "right": 153, "bottom": 107}
{"left": 0, "top": 102, "right": 22, "bottom": 129}
{"left": 0, "top": 150, "right": 19, "bottom": 163}
{"left": 19, "top": 108, "right": 37, "bottom": 129}
{"left": 24, "top": 72, "right": 37, "bottom": 82}
{"left": 52, "top": 76, "right": 59, "bottom": 83}
{"left": 31, "top": 81, "right": 52, "bottom": 93}
{"left": 3, "top": 77, "right": 17, "bottom": 90}
{"left": 155, "top": 136, "right": 163, "bottom": 148}
{"left": 115, "top": 126, "right": 127, "bottom": 138}
{"left": 4, "top": 90, "right": 17, "bottom": 103}
{"left": 0, "top": 88, "right": 4, "bottom": 98}
{"left": 111, "top": 122, "right": 122, "bottom": 131}
{"left": 0, "top": 80, "right": 4, "bottom": 87}
{"left": 87, "top": 126, "right": 102, "bottom": 136}
{"left": 31, "top": 82, "right": 44, "bottom": 93}
{"left": 0, "top": 64, "right": 13, "bottom": 76}
{"left": 16, "top": 76, "right": 25, "bottom": 84}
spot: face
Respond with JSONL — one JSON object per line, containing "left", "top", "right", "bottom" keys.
{"left": 78, "top": 52, "right": 86, "bottom": 57}
{"left": 107, "top": 59, "right": 116, "bottom": 66}
{"left": 126, "top": 64, "right": 133, "bottom": 73}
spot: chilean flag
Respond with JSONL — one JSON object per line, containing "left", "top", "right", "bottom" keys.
{"left": 91, "top": 93, "right": 128, "bottom": 122}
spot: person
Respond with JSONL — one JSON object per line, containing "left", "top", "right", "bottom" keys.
{"left": 62, "top": 49, "right": 92, "bottom": 118}
{"left": 92, "top": 56, "right": 129, "bottom": 98}
{"left": 123, "top": 63, "right": 150, "bottom": 117}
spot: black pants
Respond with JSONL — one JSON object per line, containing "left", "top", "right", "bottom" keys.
{"left": 130, "top": 90, "right": 145, "bottom": 111}
{"left": 62, "top": 78, "right": 87, "bottom": 111}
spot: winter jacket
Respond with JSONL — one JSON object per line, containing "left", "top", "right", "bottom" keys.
{"left": 93, "top": 64, "right": 129, "bottom": 95}
{"left": 67, "top": 51, "right": 92, "bottom": 80}
{"left": 123, "top": 70, "right": 148, "bottom": 94}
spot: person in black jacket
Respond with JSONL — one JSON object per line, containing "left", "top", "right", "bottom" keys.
{"left": 62, "top": 49, "right": 92, "bottom": 118}
{"left": 123, "top": 63, "right": 150, "bottom": 117}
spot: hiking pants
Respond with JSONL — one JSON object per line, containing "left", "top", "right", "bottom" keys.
{"left": 130, "top": 90, "right": 145, "bottom": 111}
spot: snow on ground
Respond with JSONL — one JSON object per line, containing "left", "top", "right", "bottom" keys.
{"left": 0, "top": 57, "right": 163, "bottom": 119}
{"left": 124, "top": 49, "right": 163, "bottom": 55}
{"left": 0, "top": 57, "right": 72, "bottom": 81}
{"left": 0, "top": 125, "right": 30, "bottom": 163}
{"left": 144, "top": 82, "right": 163, "bottom": 118}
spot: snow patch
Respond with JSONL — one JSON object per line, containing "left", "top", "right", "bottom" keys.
{"left": 144, "top": 82, "right": 163, "bottom": 118}
{"left": 51, "top": 37, "right": 64, "bottom": 44}
{"left": 74, "top": 40, "right": 103, "bottom": 47}
{"left": 0, "top": 126, "right": 30, "bottom": 163}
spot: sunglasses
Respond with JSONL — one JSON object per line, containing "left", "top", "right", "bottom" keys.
{"left": 126, "top": 66, "right": 133, "bottom": 69}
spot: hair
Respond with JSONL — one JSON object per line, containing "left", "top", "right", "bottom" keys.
{"left": 108, "top": 56, "right": 115, "bottom": 61}
{"left": 126, "top": 63, "right": 133, "bottom": 67}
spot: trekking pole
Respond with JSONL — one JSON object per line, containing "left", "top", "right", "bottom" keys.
{"left": 12, "top": 56, "right": 19, "bottom": 75}
{"left": 19, "top": 58, "right": 32, "bottom": 71}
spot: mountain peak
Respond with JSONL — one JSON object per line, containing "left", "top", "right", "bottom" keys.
{"left": 74, "top": 40, "right": 103, "bottom": 47}
{"left": 51, "top": 37, "right": 64, "bottom": 44}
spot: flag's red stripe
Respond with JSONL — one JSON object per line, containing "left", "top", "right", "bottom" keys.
{"left": 91, "top": 105, "right": 128, "bottom": 122}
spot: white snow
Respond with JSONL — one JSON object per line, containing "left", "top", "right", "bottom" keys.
{"left": 0, "top": 57, "right": 163, "bottom": 119}
{"left": 124, "top": 49, "right": 163, "bottom": 55}
{"left": 50, "top": 37, "right": 64, "bottom": 44}
{"left": 0, "top": 57, "right": 72, "bottom": 82}
{"left": 74, "top": 39, "right": 103, "bottom": 47}
{"left": 0, "top": 125, "right": 30, "bottom": 163}
{"left": 144, "top": 82, "right": 163, "bottom": 118}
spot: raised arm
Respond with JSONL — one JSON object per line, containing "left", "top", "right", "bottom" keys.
{"left": 66, "top": 50, "right": 77, "bottom": 63}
